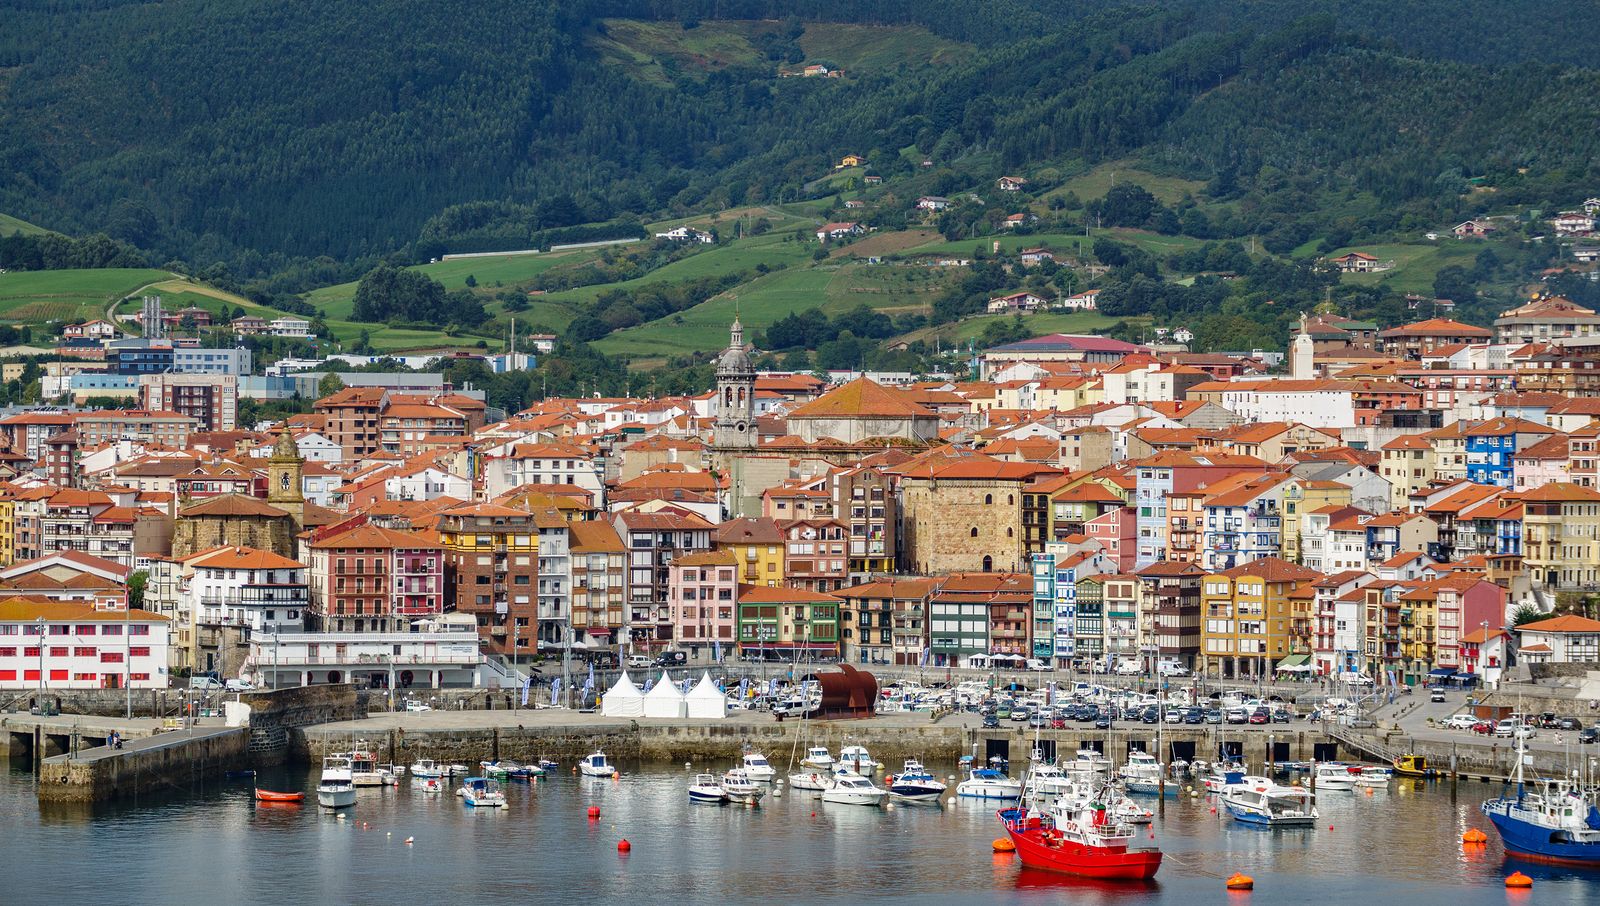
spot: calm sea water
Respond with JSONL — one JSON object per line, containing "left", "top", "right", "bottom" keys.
{"left": 3, "top": 758, "right": 1597, "bottom": 905}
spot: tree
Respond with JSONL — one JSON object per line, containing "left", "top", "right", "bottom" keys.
{"left": 1510, "top": 603, "right": 1544, "bottom": 627}
{"left": 317, "top": 373, "right": 345, "bottom": 398}
{"left": 127, "top": 571, "right": 148, "bottom": 611}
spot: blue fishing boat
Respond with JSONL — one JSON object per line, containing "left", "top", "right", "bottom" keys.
{"left": 1481, "top": 736, "right": 1600, "bottom": 866}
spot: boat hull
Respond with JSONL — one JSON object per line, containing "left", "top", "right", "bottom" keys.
{"left": 788, "top": 772, "right": 832, "bottom": 791}
{"left": 254, "top": 790, "right": 304, "bottom": 803}
{"left": 1224, "top": 804, "right": 1316, "bottom": 827}
{"left": 1124, "top": 781, "right": 1179, "bottom": 798}
{"left": 317, "top": 785, "right": 356, "bottom": 809}
{"left": 689, "top": 789, "right": 728, "bottom": 804}
{"left": 999, "top": 810, "right": 1162, "bottom": 880}
{"left": 958, "top": 782, "right": 1022, "bottom": 799}
{"left": 1484, "top": 802, "right": 1600, "bottom": 867}
{"left": 821, "top": 790, "right": 886, "bottom": 806}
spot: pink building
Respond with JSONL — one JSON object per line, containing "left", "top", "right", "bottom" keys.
{"left": 1085, "top": 507, "right": 1137, "bottom": 572}
{"left": 668, "top": 550, "right": 738, "bottom": 656}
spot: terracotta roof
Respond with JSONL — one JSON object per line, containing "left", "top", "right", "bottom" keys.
{"left": 714, "top": 517, "right": 785, "bottom": 545}
{"left": 308, "top": 524, "right": 442, "bottom": 550}
{"left": 0, "top": 599, "right": 165, "bottom": 622}
{"left": 1517, "top": 482, "right": 1600, "bottom": 503}
{"left": 1215, "top": 557, "right": 1321, "bottom": 583}
{"left": 184, "top": 546, "right": 305, "bottom": 570}
{"left": 737, "top": 584, "right": 840, "bottom": 604}
{"left": 1377, "top": 318, "right": 1493, "bottom": 338}
{"left": 1518, "top": 614, "right": 1600, "bottom": 633}
{"left": 788, "top": 378, "right": 936, "bottom": 420}
{"left": 569, "top": 520, "right": 625, "bottom": 553}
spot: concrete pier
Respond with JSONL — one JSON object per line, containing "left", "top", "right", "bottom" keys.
{"left": 36, "top": 726, "right": 249, "bottom": 802}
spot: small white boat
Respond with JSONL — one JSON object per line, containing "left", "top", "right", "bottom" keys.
{"left": 480, "top": 760, "right": 509, "bottom": 780}
{"left": 1313, "top": 762, "right": 1357, "bottom": 791}
{"left": 415, "top": 777, "right": 446, "bottom": 793}
{"left": 459, "top": 776, "right": 507, "bottom": 808}
{"left": 317, "top": 755, "right": 356, "bottom": 810}
{"left": 788, "top": 770, "right": 834, "bottom": 793}
{"left": 800, "top": 746, "right": 835, "bottom": 771}
{"left": 740, "top": 752, "right": 777, "bottom": 782}
{"left": 1109, "top": 791, "right": 1155, "bottom": 825}
{"left": 1355, "top": 766, "right": 1391, "bottom": 788}
{"left": 444, "top": 764, "right": 470, "bottom": 777}
{"left": 886, "top": 759, "right": 947, "bottom": 804}
{"left": 956, "top": 767, "right": 1023, "bottom": 800}
{"left": 1222, "top": 784, "right": 1318, "bottom": 827}
{"left": 377, "top": 765, "right": 402, "bottom": 786}
{"left": 821, "top": 769, "right": 887, "bottom": 806}
{"left": 689, "top": 772, "right": 729, "bottom": 804}
{"left": 410, "top": 759, "right": 443, "bottom": 779}
{"left": 837, "top": 744, "right": 880, "bottom": 777}
{"left": 1066, "top": 748, "right": 1112, "bottom": 778}
{"left": 721, "top": 768, "right": 765, "bottom": 804}
{"left": 1119, "top": 751, "right": 1172, "bottom": 797}
{"left": 579, "top": 751, "right": 618, "bottom": 778}
{"left": 346, "top": 750, "right": 386, "bottom": 787}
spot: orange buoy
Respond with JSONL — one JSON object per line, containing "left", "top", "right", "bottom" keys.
{"left": 993, "top": 838, "right": 1016, "bottom": 853}
{"left": 1462, "top": 828, "right": 1489, "bottom": 844}
{"left": 587, "top": 806, "right": 601, "bottom": 819}
{"left": 1225, "top": 872, "right": 1254, "bottom": 890}
{"left": 617, "top": 839, "right": 631, "bottom": 853}
{"left": 1505, "top": 872, "right": 1532, "bottom": 889}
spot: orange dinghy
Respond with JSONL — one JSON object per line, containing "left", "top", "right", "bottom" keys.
{"left": 254, "top": 789, "right": 305, "bottom": 803}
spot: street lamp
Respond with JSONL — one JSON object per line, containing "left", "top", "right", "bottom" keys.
{"left": 36, "top": 616, "right": 45, "bottom": 699}
{"left": 124, "top": 600, "right": 132, "bottom": 720}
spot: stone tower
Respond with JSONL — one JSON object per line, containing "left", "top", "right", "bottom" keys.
{"left": 1291, "top": 313, "right": 1315, "bottom": 381}
{"left": 714, "top": 318, "right": 757, "bottom": 450}
{"left": 266, "top": 425, "right": 305, "bottom": 529}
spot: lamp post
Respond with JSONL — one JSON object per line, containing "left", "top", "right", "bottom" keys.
{"left": 36, "top": 617, "right": 45, "bottom": 699}
{"left": 124, "top": 600, "right": 132, "bottom": 720}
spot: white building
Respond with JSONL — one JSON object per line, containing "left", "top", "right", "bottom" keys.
{"left": 483, "top": 442, "right": 603, "bottom": 499}
{"left": 0, "top": 597, "right": 171, "bottom": 690}
{"left": 245, "top": 616, "right": 492, "bottom": 690}
{"left": 385, "top": 466, "right": 471, "bottom": 503}
{"left": 184, "top": 547, "right": 309, "bottom": 637}
{"left": 269, "top": 317, "right": 312, "bottom": 338}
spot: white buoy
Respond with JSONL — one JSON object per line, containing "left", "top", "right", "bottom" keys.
{"left": 685, "top": 762, "right": 692, "bottom": 770}
{"left": 773, "top": 788, "right": 783, "bottom": 798}
{"left": 886, "top": 801, "right": 895, "bottom": 811}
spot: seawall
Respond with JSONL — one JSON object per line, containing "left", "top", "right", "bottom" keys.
{"left": 36, "top": 727, "right": 249, "bottom": 802}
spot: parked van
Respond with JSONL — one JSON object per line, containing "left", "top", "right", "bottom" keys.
{"left": 1113, "top": 660, "right": 1142, "bottom": 676}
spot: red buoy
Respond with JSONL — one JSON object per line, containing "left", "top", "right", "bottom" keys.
{"left": 617, "top": 839, "right": 631, "bottom": 853}
{"left": 587, "top": 806, "right": 601, "bottom": 819}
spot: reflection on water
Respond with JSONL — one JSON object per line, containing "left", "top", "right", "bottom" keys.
{"left": 1, "top": 759, "right": 1598, "bottom": 905}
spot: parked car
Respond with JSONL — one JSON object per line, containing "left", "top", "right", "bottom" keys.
{"left": 1164, "top": 708, "right": 1185, "bottom": 724}
{"left": 1010, "top": 707, "right": 1032, "bottom": 722}
{"left": 1471, "top": 720, "right": 1497, "bottom": 735}
{"left": 1028, "top": 712, "right": 1049, "bottom": 728}
{"left": 1156, "top": 661, "right": 1189, "bottom": 677}
{"left": 1430, "top": 689, "right": 1446, "bottom": 703}
{"left": 1557, "top": 717, "right": 1583, "bottom": 731}
{"left": 1093, "top": 713, "right": 1113, "bottom": 730}
{"left": 1225, "top": 708, "right": 1249, "bottom": 725}
{"left": 654, "top": 651, "right": 687, "bottom": 667}
{"left": 1444, "top": 714, "right": 1480, "bottom": 730}
{"left": 1204, "top": 708, "right": 1224, "bottom": 724}
{"left": 1248, "top": 709, "right": 1270, "bottom": 725}
{"left": 1271, "top": 709, "right": 1292, "bottom": 723}
{"left": 626, "top": 655, "right": 652, "bottom": 669}
{"left": 981, "top": 713, "right": 1001, "bottom": 729}
{"left": 224, "top": 679, "right": 255, "bottom": 692}
{"left": 1579, "top": 727, "right": 1598, "bottom": 745}
{"left": 1183, "top": 708, "right": 1205, "bottom": 725}
{"left": 189, "top": 676, "right": 224, "bottom": 691}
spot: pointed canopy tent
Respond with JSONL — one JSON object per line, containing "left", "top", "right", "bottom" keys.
{"left": 684, "top": 671, "right": 727, "bottom": 719}
{"left": 642, "top": 670, "right": 687, "bottom": 719}
{"left": 601, "top": 670, "right": 645, "bottom": 718}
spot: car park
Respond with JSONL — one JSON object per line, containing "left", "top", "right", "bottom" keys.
{"left": 1225, "top": 708, "right": 1249, "bottom": 725}
{"left": 1248, "top": 709, "right": 1269, "bottom": 725}
{"left": 1444, "top": 714, "right": 1480, "bottom": 730}
{"left": 981, "top": 713, "right": 1000, "bottom": 729}
{"left": 1010, "top": 707, "right": 1031, "bottom": 722}
{"left": 1164, "top": 708, "right": 1185, "bottom": 724}
{"left": 1204, "top": 708, "right": 1224, "bottom": 724}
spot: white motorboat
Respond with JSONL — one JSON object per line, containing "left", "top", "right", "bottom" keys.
{"left": 1119, "top": 751, "right": 1171, "bottom": 796}
{"left": 1023, "top": 761, "right": 1084, "bottom": 806}
{"left": 415, "top": 776, "right": 446, "bottom": 793}
{"left": 1313, "top": 762, "right": 1357, "bottom": 791}
{"left": 459, "top": 776, "right": 507, "bottom": 808}
{"left": 409, "top": 759, "right": 443, "bottom": 779}
{"left": 317, "top": 755, "right": 356, "bottom": 810}
{"left": 1109, "top": 791, "right": 1155, "bottom": 824}
{"left": 956, "top": 767, "right": 1023, "bottom": 800}
{"left": 740, "top": 752, "right": 777, "bottom": 782}
{"left": 821, "top": 769, "right": 887, "bottom": 806}
{"left": 345, "top": 749, "right": 386, "bottom": 787}
{"left": 1066, "top": 748, "right": 1112, "bottom": 778}
{"left": 721, "top": 768, "right": 765, "bottom": 804}
{"left": 886, "top": 759, "right": 947, "bottom": 803}
{"left": 800, "top": 746, "right": 835, "bottom": 771}
{"left": 689, "top": 772, "right": 729, "bottom": 804}
{"left": 1355, "top": 766, "right": 1391, "bottom": 788}
{"left": 837, "top": 744, "right": 880, "bottom": 777}
{"left": 788, "top": 769, "right": 834, "bottom": 792}
{"left": 445, "top": 764, "right": 470, "bottom": 777}
{"left": 480, "top": 760, "right": 509, "bottom": 780}
{"left": 579, "top": 751, "right": 618, "bottom": 778}
{"left": 1221, "top": 784, "right": 1318, "bottom": 827}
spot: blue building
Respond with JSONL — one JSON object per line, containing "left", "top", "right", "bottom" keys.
{"left": 1030, "top": 553, "right": 1056, "bottom": 662}
{"left": 1465, "top": 417, "right": 1554, "bottom": 487}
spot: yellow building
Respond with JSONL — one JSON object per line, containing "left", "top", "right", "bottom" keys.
{"left": 1201, "top": 557, "right": 1319, "bottom": 680}
{"left": 0, "top": 483, "right": 17, "bottom": 567}
{"left": 1519, "top": 482, "right": 1600, "bottom": 591}
{"left": 713, "top": 517, "right": 786, "bottom": 587}
{"left": 1281, "top": 478, "right": 1353, "bottom": 563}
{"left": 1381, "top": 434, "right": 1435, "bottom": 510}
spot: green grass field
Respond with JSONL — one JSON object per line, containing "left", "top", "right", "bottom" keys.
{"left": 1043, "top": 160, "right": 1207, "bottom": 207}
{"left": 305, "top": 249, "right": 600, "bottom": 321}
{"left": 0, "top": 213, "right": 53, "bottom": 237}
{"left": 894, "top": 310, "right": 1127, "bottom": 347}
{"left": 1329, "top": 240, "right": 1506, "bottom": 295}
{"left": 589, "top": 19, "right": 971, "bottom": 85}
{"left": 0, "top": 268, "right": 174, "bottom": 325}
{"left": 904, "top": 228, "right": 1207, "bottom": 261}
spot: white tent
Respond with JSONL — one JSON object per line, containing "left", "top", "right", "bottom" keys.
{"left": 684, "top": 671, "right": 727, "bottom": 720}
{"left": 601, "top": 671, "right": 645, "bottom": 718}
{"left": 642, "top": 670, "right": 687, "bottom": 719}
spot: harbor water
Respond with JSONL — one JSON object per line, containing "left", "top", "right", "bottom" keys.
{"left": 3, "top": 759, "right": 1598, "bottom": 904}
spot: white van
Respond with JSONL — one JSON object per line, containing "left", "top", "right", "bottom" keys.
{"left": 1156, "top": 661, "right": 1188, "bottom": 677}
{"left": 1113, "top": 660, "right": 1142, "bottom": 676}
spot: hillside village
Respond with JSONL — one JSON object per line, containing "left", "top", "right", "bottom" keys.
{"left": 6, "top": 284, "right": 1600, "bottom": 694}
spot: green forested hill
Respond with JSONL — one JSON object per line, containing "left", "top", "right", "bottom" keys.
{"left": 3, "top": 0, "right": 1600, "bottom": 277}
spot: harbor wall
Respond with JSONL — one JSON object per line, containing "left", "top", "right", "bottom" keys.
{"left": 36, "top": 728, "right": 249, "bottom": 802}
{"left": 301, "top": 721, "right": 1336, "bottom": 770}
{"left": 238, "top": 684, "right": 364, "bottom": 765}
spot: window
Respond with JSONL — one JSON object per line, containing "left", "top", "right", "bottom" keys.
{"left": 970, "top": 527, "right": 978, "bottom": 538}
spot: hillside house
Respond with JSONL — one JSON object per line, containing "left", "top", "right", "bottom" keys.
{"left": 916, "top": 196, "right": 951, "bottom": 212}
{"left": 1001, "top": 212, "right": 1038, "bottom": 229}
{"left": 62, "top": 319, "right": 118, "bottom": 341}
{"left": 1453, "top": 220, "right": 1496, "bottom": 239}
{"left": 816, "top": 222, "right": 864, "bottom": 241}
{"left": 997, "top": 176, "right": 1029, "bottom": 192}
{"left": 1552, "top": 211, "right": 1595, "bottom": 235}
{"left": 655, "top": 226, "right": 714, "bottom": 244}
{"left": 1330, "top": 251, "right": 1381, "bottom": 273}
{"left": 836, "top": 153, "right": 864, "bottom": 167}
{"left": 986, "top": 292, "right": 1048, "bottom": 314}
{"left": 1059, "top": 290, "right": 1100, "bottom": 311}
{"left": 1019, "top": 248, "right": 1055, "bottom": 266}
{"left": 863, "top": 175, "right": 882, "bottom": 186}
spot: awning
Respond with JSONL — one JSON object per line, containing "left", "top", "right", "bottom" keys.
{"left": 1429, "top": 668, "right": 1454, "bottom": 676}
{"left": 1274, "top": 654, "right": 1310, "bottom": 671}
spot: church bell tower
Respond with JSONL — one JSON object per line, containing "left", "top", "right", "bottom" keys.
{"left": 714, "top": 318, "right": 757, "bottom": 451}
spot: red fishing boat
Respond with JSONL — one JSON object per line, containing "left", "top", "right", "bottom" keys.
{"left": 997, "top": 799, "right": 1162, "bottom": 880}
{"left": 253, "top": 789, "right": 305, "bottom": 803}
